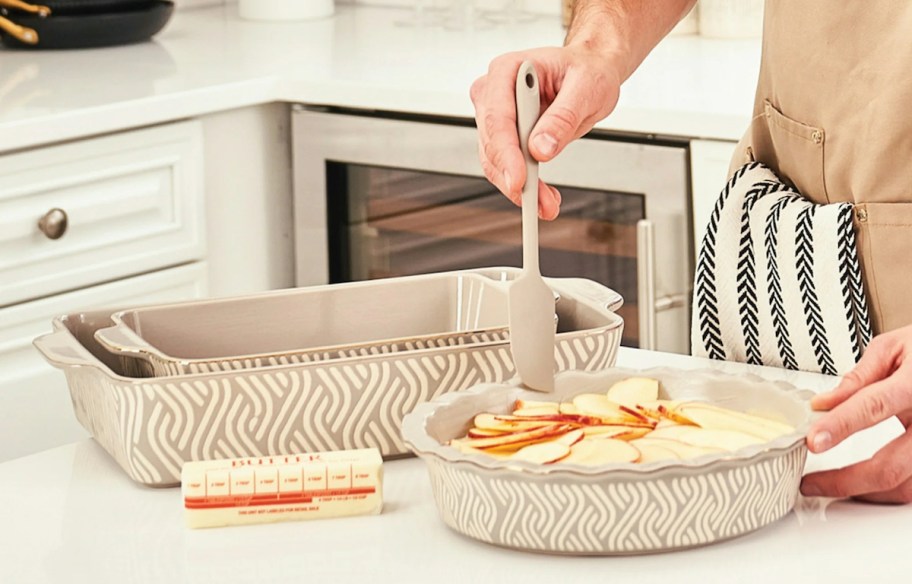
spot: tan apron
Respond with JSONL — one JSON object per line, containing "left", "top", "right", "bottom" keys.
{"left": 730, "top": 0, "right": 912, "bottom": 335}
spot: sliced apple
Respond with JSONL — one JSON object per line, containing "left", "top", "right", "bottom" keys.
{"left": 560, "top": 438, "right": 640, "bottom": 465}
{"left": 514, "top": 399, "right": 560, "bottom": 411}
{"left": 605, "top": 377, "right": 660, "bottom": 408}
{"left": 618, "top": 405, "right": 652, "bottom": 425}
{"left": 632, "top": 437, "right": 724, "bottom": 460}
{"left": 648, "top": 424, "right": 764, "bottom": 451}
{"left": 588, "top": 427, "right": 652, "bottom": 441}
{"left": 473, "top": 413, "right": 550, "bottom": 433}
{"left": 572, "top": 393, "right": 643, "bottom": 424}
{"left": 658, "top": 403, "right": 697, "bottom": 426}
{"left": 452, "top": 423, "right": 574, "bottom": 450}
{"left": 512, "top": 406, "right": 560, "bottom": 417}
{"left": 467, "top": 427, "right": 504, "bottom": 438}
{"left": 582, "top": 424, "right": 646, "bottom": 438}
{"left": 632, "top": 441, "right": 680, "bottom": 463}
{"left": 452, "top": 443, "right": 512, "bottom": 459}
{"left": 677, "top": 403, "right": 794, "bottom": 441}
{"left": 559, "top": 402, "right": 580, "bottom": 415}
{"left": 554, "top": 428, "right": 585, "bottom": 447}
{"left": 511, "top": 441, "right": 571, "bottom": 464}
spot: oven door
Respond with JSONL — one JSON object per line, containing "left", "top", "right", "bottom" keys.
{"left": 292, "top": 108, "right": 691, "bottom": 353}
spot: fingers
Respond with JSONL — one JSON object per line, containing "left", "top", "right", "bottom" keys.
{"left": 800, "top": 428, "right": 912, "bottom": 502}
{"left": 529, "top": 68, "right": 619, "bottom": 163}
{"left": 807, "top": 366, "right": 912, "bottom": 453}
{"left": 471, "top": 64, "right": 526, "bottom": 203}
{"left": 539, "top": 182, "right": 561, "bottom": 221}
{"left": 811, "top": 334, "right": 901, "bottom": 412}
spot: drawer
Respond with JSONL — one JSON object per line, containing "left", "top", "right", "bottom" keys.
{"left": 0, "top": 262, "right": 208, "bottom": 462}
{"left": 0, "top": 121, "right": 206, "bottom": 307}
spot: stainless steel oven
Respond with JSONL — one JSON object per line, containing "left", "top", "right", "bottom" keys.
{"left": 291, "top": 107, "right": 692, "bottom": 353}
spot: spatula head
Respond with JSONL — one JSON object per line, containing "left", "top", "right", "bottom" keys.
{"left": 508, "top": 271, "right": 556, "bottom": 392}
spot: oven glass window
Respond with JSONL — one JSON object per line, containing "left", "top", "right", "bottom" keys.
{"left": 326, "top": 163, "right": 646, "bottom": 347}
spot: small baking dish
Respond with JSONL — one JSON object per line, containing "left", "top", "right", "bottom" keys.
{"left": 95, "top": 271, "right": 524, "bottom": 377}
{"left": 402, "top": 366, "right": 813, "bottom": 555}
{"left": 34, "top": 270, "right": 624, "bottom": 487}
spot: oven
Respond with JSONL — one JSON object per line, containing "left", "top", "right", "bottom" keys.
{"left": 291, "top": 107, "right": 692, "bottom": 353}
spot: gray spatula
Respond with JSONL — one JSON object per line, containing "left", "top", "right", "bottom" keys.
{"left": 508, "top": 61, "right": 555, "bottom": 392}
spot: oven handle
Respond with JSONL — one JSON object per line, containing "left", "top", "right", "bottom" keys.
{"left": 637, "top": 219, "right": 688, "bottom": 351}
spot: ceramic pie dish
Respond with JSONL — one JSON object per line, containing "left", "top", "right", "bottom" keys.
{"left": 401, "top": 366, "right": 814, "bottom": 556}
{"left": 34, "top": 270, "right": 624, "bottom": 487}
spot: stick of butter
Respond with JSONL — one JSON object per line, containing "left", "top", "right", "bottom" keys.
{"left": 181, "top": 448, "right": 383, "bottom": 529}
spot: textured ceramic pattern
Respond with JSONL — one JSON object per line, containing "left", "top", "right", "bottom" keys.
{"left": 402, "top": 367, "right": 814, "bottom": 555}
{"left": 425, "top": 446, "right": 804, "bottom": 555}
{"left": 42, "top": 312, "right": 621, "bottom": 486}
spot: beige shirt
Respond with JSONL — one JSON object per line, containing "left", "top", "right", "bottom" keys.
{"left": 731, "top": 0, "right": 912, "bottom": 335}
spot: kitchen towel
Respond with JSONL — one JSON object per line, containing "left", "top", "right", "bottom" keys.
{"left": 692, "top": 161, "right": 873, "bottom": 375}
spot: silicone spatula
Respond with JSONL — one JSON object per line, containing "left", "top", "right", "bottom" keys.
{"left": 508, "top": 61, "right": 555, "bottom": 392}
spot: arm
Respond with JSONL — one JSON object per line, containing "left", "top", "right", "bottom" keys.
{"left": 470, "top": 0, "right": 696, "bottom": 219}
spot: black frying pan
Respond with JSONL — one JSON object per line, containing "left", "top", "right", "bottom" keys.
{"left": 0, "top": 0, "right": 173, "bottom": 49}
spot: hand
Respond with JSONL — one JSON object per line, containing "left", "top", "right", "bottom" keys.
{"left": 470, "top": 46, "right": 623, "bottom": 220}
{"left": 800, "top": 325, "right": 912, "bottom": 504}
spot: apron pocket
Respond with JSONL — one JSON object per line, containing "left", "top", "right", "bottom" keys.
{"left": 854, "top": 202, "right": 912, "bottom": 335}
{"left": 755, "top": 100, "right": 829, "bottom": 204}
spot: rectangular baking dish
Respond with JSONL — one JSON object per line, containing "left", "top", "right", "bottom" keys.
{"left": 34, "top": 269, "right": 624, "bottom": 487}
{"left": 94, "top": 271, "right": 513, "bottom": 377}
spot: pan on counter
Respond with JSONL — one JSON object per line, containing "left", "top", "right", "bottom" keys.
{"left": 0, "top": 0, "right": 174, "bottom": 49}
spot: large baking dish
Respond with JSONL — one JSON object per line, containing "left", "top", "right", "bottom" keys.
{"left": 34, "top": 270, "right": 624, "bottom": 487}
{"left": 402, "top": 366, "right": 814, "bottom": 555}
{"left": 94, "top": 271, "right": 516, "bottom": 377}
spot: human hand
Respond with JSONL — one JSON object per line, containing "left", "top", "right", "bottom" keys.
{"left": 470, "top": 46, "right": 623, "bottom": 220}
{"left": 800, "top": 325, "right": 912, "bottom": 504}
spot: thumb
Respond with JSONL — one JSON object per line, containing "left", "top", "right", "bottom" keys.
{"left": 529, "top": 70, "right": 615, "bottom": 162}
{"left": 811, "top": 336, "right": 899, "bottom": 411}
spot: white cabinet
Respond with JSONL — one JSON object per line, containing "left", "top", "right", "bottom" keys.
{"left": 0, "top": 121, "right": 209, "bottom": 462}
{"left": 0, "top": 121, "right": 206, "bottom": 307}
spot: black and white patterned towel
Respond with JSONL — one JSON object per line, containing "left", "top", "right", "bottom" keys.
{"left": 692, "top": 162, "right": 873, "bottom": 375}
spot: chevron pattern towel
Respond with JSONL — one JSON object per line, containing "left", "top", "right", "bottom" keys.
{"left": 692, "top": 162, "right": 873, "bottom": 375}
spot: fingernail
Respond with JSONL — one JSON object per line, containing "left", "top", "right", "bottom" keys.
{"left": 532, "top": 133, "right": 558, "bottom": 158}
{"left": 811, "top": 431, "right": 832, "bottom": 452}
{"left": 504, "top": 171, "right": 513, "bottom": 196}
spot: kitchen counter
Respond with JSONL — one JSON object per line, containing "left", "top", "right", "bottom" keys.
{"left": 3, "top": 347, "right": 908, "bottom": 584}
{"left": 0, "top": 4, "right": 760, "bottom": 154}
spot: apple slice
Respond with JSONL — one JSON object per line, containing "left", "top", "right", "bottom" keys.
{"left": 658, "top": 403, "right": 697, "bottom": 426}
{"left": 605, "top": 377, "right": 660, "bottom": 408}
{"left": 514, "top": 399, "right": 560, "bottom": 411}
{"left": 582, "top": 424, "right": 645, "bottom": 438}
{"left": 560, "top": 438, "right": 640, "bottom": 465}
{"left": 452, "top": 443, "right": 512, "bottom": 459}
{"left": 632, "top": 441, "right": 680, "bottom": 463}
{"left": 559, "top": 402, "right": 581, "bottom": 416}
{"left": 572, "top": 393, "right": 643, "bottom": 424}
{"left": 632, "top": 437, "right": 724, "bottom": 460}
{"left": 467, "top": 427, "right": 504, "bottom": 438}
{"left": 452, "top": 423, "right": 574, "bottom": 450}
{"left": 511, "top": 442, "right": 571, "bottom": 464}
{"left": 587, "top": 427, "right": 652, "bottom": 441}
{"left": 512, "top": 406, "right": 561, "bottom": 417}
{"left": 677, "top": 403, "right": 794, "bottom": 441}
{"left": 648, "top": 425, "right": 764, "bottom": 451}
{"left": 473, "top": 413, "right": 551, "bottom": 433}
{"left": 618, "top": 405, "right": 653, "bottom": 425}
{"left": 554, "top": 428, "right": 585, "bottom": 446}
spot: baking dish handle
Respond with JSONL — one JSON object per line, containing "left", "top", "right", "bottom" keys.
{"left": 93, "top": 324, "right": 155, "bottom": 357}
{"left": 546, "top": 277, "right": 624, "bottom": 313}
{"left": 33, "top": 329, "right": 99, "bottom": 369}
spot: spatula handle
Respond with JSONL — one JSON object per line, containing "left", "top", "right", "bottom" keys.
{"left": 515, "top": 61, "right": 542, "bottom": 275}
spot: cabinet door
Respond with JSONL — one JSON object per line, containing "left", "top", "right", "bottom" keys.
{"left": 0, "top": 121, "right": 206, "bottom": 307}
{"left": 0, "top": 263, "right": 208, "bottom": 462}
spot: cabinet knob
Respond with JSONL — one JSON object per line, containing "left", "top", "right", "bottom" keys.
{"left": 38, "top": 208, "right": 68, "bottom": 240}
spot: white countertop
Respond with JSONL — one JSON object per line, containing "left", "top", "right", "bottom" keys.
{"left": 0, "top": 4, "right": 760, "bottom": 154}
{"left": 3, "top": 347, "right": 908, "bottom": 584}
